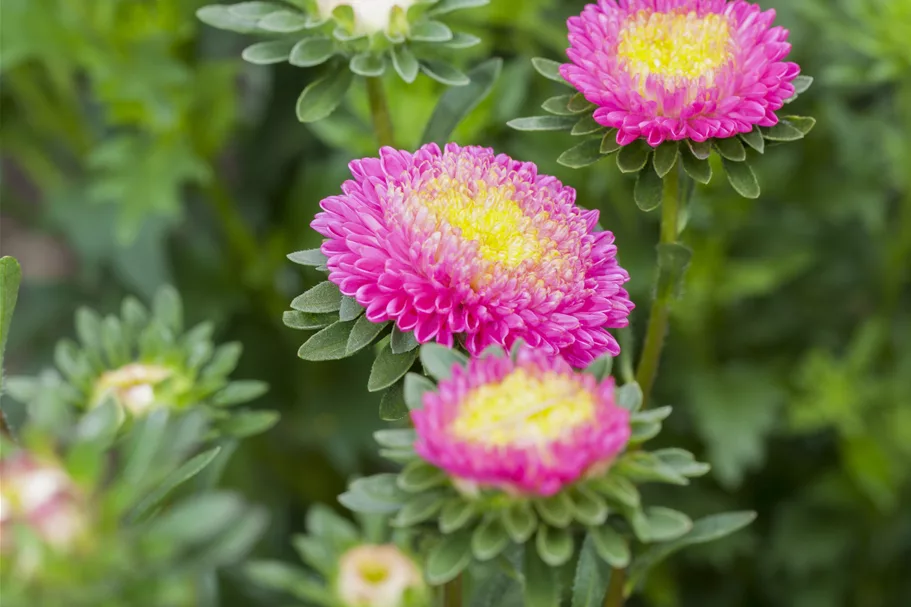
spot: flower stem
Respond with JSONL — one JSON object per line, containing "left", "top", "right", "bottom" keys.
{"left": 603, "top": 166, "right": 682, "bottom": 607}
{"left": 444, "top": 574, "right": 463, "bottom": 607}
{"left": 365, "top": 77, "right": 395, "bottom": 149}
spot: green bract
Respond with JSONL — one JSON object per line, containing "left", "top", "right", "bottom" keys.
{"left": 197, "top": 0, "right": 490, "bottom": 122}
{"left": 509, "top": 59, "right": 817, "bottom": 202}
{"left": 3, "top": 286, "right": 275, "bottom": 440}
{"left": 338, "top": 344, "right": 752, "bottom": 601}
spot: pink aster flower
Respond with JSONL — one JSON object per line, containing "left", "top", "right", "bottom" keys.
{"left": 410, "top": 348, "right": 631, "bottom": 496}
{"left": 310, "top": 143, "right": 634, "bottom": 367}
{"left": 561, "top": 0, "right": 801, "bottom": 146}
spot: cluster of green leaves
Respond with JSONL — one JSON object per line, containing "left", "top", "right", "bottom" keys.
{"left": 339, "top": 344, "right": 753, "bottom": 604}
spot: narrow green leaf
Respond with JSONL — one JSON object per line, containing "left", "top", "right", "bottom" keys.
{"left": 530, "top": 57, "right": 568, "bottom": 85}
{"left": 296, "top": 66, "right": 354, "bottom": 122}
{"left": 420, "top": 343, "right": 467, "bottom": 380}
{"left": 588, "top": 526, "right": 630, "bottom": 568}
{"left": 283, "top": 311, "right": 338, "bottom": 330}
{"left": 1, "top": 257, "right": 23, "bottom": 379}
{"left": 615, "top": 452, "right": 688, "bottom": 485}
{"left": 398, "top": 460, "right": 447, "bottom": 492}
{"left": 229, "top": 2, "right": 284, "bottom": 18}
{"left": 441, "top": 32, "right": 482, "bottom": 48}
{"left": 524, "top": 543, "right": 560, "bottom": 607}
{"left": 242, "top": 40, "right": 295, "bottom": 65}
{"left": 258, "top": 10, "right": 309, "bottom": 32}
{"left": 656, "top": 242, "right": 693, "bottom": 300}
{"left": 392, "top": 493, "right": 445, "bottom": 527}
{"left": 762, "top": 120, "right": 804, "bottom": 141}
{"left": 740, "top": 128, "right": 765, "bottom": 153}
{"left": 218, "top": 410, "right": 280, "bottom": 438}
{"left": 379, "top": 380, "right": 408, "bottom": 421}
{"left": 541, "top": 95, "right": 576, "bottom": 115}
{"left": 426, "top": 532, "right": 472, "bottom": 584}
{"left": 571, "top": 114, "right": 603, "bottom": 136}
{"left": 369, "top": 344, "right": 419, "bottom": 392}
{"left": 404, "top": 372, "right": 436, "bottom": 411}
{"left": 130, "top": 447, "right": 222, "bottom": 522}
{"left": 713, "top": 136, "right": 746, "bottom": 161}
{"left": 287, "top": 248, "right": 327, "bottom": 266}
{"left": 471, "top": 517, "right": 510, "bottom": 561}
{"left": 508, "top": 115, "right": 577, "bottom": 131}
{"left": 616, "top": 140, "right": 650, "bottom": 173}
{"left": 558, "top": 139, "right": 605, "bottom": 169}
{"left": 421, "top": 60, "right": 469, "bottom": 86}
{"left": 245, "top": 561, "right": 333, "bottom": 603}
{"left": 653, "top": 448, "right": 711, "bottom": 477}
{"left": 289, "top": 37, "right": 335, "bottom": 67}
{"left": 298, "top": 320, "right": 357, "bottom": 361}
{"left": 214, "top": 380, "right": 269, "bottom": 407}
{"left": 340, "top": 474, "right": 407, "bottom": 514}
{"left": 391, "top": 45, "right": 419, "bottom": 83}
{"left": 634, "top": 165, "right": 663, "bottom": 212}
{"left": 409, "top": 20, "right": 453, "bottom": 42}
{"left": 196, "top": 6, "right": 262, "bottom": 34}
{"left": 374, "top": 428, "right": 416, "bottom": 449}
{"left": 440, "top": 498, "right": 479, "bottom": 533}
{"left": 291, "top": 281, "right": 342, "bottom": 314}
{"left": 723, "top": 158, "right": 760, "bottom": 199}
{"left": 653, "top": 142, "right": 678, "bottom": 178}
{"left": 346, "top": 317, "right": 389, "bottom": 355}
{"left": 423, "top": 58, "right": 502, "bottom": 144}
{"left": 588, "top": 475, "right": 640, "bottom": 509}
{"left": 305, "top": 503, "right": 360, "bottom": 546}
{"left": 428, "top": 0, "right": 489, "bottom": 15}
{"left": 571, "top": 536, "right": 611, "bottom": 607}
{"left": 350, "top": 52, "right": 386, "bottom": 77}
{"left": 153, "top": 285, "right": 183, "bottom": 334}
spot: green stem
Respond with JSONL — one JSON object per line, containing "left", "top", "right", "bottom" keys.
{"left": 365, "top": 77, "right": 395, "bottom": 148}
{"left": 603, "top": 167, "right": 681, "bottom": 607}
{"left": 444, "top": 574, "right": 463, "bottom": 607}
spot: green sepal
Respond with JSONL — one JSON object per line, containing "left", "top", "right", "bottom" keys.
{"left": 420, "top": 343, "right": 467, "bottom": 380}
{"left": 614, "top": 451, "right": 688, "bottom": 485}
{"left": 391, "top": 45, "right": 420, "bottom": 83}
{"left": 404, "top": 372, "right": 436, "bottom": 411}
{"left": 686, "top": 139, "right": 712, "bottom": 160}
{"left": 296, "top": 63, "right": 354, "bottom": 123}
{"left": 338, "top": 296, "right": 363, "bottom": 322}
{"left": 588, "top": 526, "right": 630, "bottom": 568}
{"left": 291, "top": 281, "right": 342, "bottom": 314}
{"left": 409, "top": 20, "right": 453, "bottom": 42}
{"left": 379, "top": 380, "right": 408, "bottom": 421}
{"left": 586, "top": 475, "right": 640, "bottom": 509}
{"left": 346, "top": 317, "right": 390, "bottom": 356}
{"left": 392, "top": 492, "right": 446, "bottom": 527}
{"left": 338, "top": 474, "right": 407, "bottom": 514}
{"left": 542, "top": 94, "right": 578, "bottom": 115}
{"left": 634, "top": 164, "right": 663, "bottom": 212}
{"left": 616, "top": 140, "right": 650, "bottom": 173}
{"left": 536, "top": 525, "right": 574, "bottom": 567}
{"left": 652, "top": 448, "right": 710, "bottom": 477}
{"left": 368, "top": 343, "right": 418, "bottom": 392}
{"left": 374, "top": 428, "right": 417, "bottom": 449}
{"left": 534, "top": 493, "right": 573, "bottom": 528}
{"left": 471, "top": 517, "right": 510, "bottom": 561}
{"left": 390, "top": 326, "right": 419, "bottom": 354}
{"left": 241, "top": 40, "right": 296, "bottom": 65}
{"left": 558, "top": 139, "right": 605, "bottom": 169}
{"left": 582, "top": 354, "right": 612, "bottom": 382}
{"left": 723, "top": 158, "right": 760, "bottom": 199}
{"left": 507, "top": 116, "right": 577, "bottom": 131}
{"left": 502, "top": 501, "right": 537, "bottom": 543}
{"left": 713, "top": 136, "right": 746, "bottom": 161}
{"left": 739, "top": 127, "right": 765, "bottom": 153}
{"left": 298, "top": 320, "right": 356, "bottom": 361}
{"left": 530, "top": 57, "right": 568, "bottom": 85}
{"left": 615, "top": 381, "right": 643, "bottom": 412}
{"left": 600, "top": 130, "right": 621, "bottom": 155}
{"left": 653, "top": 142, "right": 678, "bottom": 178}
{"left": 571, "top": 114, "right": 603, "bottom": 136}
{"left": 568, "top": 486, "right": 609, "bottom": 527}
{"left": 681, "top": 145, "right": 712, "bottom": 184}
{"left": 425, "top": 531, "right": 472, "bottom": 584}
{"left": 440, "top": 498, "right": 480, "bottom": 533}
{"left": 258, "top": 10, "right": 309, "bottom": 33}
{"left": 421, "top": 60, "right": 469, "bottom": 86}
{"left": 634, "top": 507, "right": 693, "bottom": 542}
{"left": 288, "top": 248, "right": 328, "bottom": 266}
{"left": 398, "top": 460, "right": 448, "bottom": 493}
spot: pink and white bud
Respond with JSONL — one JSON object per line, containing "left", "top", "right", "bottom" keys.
{"left": 316, "top": 0, "right": 418, "bottom": 35}
{"left": 336, "top": 544, "right": 425, "bottom": 607}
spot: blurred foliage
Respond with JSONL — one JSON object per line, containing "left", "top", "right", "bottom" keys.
{"left": 1, "top": 0, "right": 910, "bottom": 606}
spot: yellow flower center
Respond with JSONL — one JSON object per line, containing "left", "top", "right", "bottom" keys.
{"left": 618, "top": 10, "right": 732, "bottom": 84}
{"left": 450, "top": 369, "right": 596, "bottom": 448}
{"left": 420, "top": 176, "right": 548, "bottom": 268}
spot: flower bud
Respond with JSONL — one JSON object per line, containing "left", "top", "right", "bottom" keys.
{"left": 316, "top": 0, "right": 417, "bottom": 36}
{"left": 336, "top": 544, "right": 426, "bottom": 607}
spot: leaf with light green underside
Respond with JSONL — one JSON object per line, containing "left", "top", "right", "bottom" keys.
{"left": 338, "top": 474, "right": 407, "bottom": 514}
{"left": 440, "top": 498, "right": 479, "bottom": 533}
{"left": 569, "top": 486, "right": 608, "bottom": 526}
{"left": 287, "top": 248, "right": 327, "bottom": 266}
{"left": 296, "top": 65, "right": 353, "bottom": 123}
{"left": 398, "top": 460, "right": 447, "bottom": 492}
{"left": 241, "top": 40, "right": 295, "bottom": 64}
{"left": 350, "top": 52, "right": 386, "bottom": 77}
{"left": 583, "top": 354, "right": 613, "bottom": 382}
{"left": 634, "top": 164, "right": 663, "bottom": 212}
{"left": 763, "top": 116, "right": 816, "bottom": 141}
{"left": 245, "top": 560, "right": 333, "bottom": 603}
{"left": 403, "top": 372, "right": 436, "bottom": 411}
{"left": 686, "top": 139, "right": 712, "bottom": 159}
{"left": 615, "top": 382, "right": 643, "bottom": 412}
{"left": 421, "top": 60, "right": 469, "bottom": 86}
{"left": 368, "top": 343, "right": 418, "bottom": 392}
{"left": 588, "top": 525, "right": 630, "bottom": 568}
{"left": 537, "top": 526, "right": 574, "bottom": 566}
{"left": 600, "top": 130, "right": 621, "bottom": 155}
{"left": 258, "top": 10, "right": 309, "bottom": 32}
{"left": 558, "top": 139, "right": 605, "bottom": 169}
{"left": 723, "top": 158, "right": 760, "bottom": 199}
{"left": 616, "top": 140, "right": 650, "bottom": 173}
{"left": 571, "top": 114, "right": 603, "bottom": 136}
{"left": 615, "top": 451, "right": 688, "bottom": 485}
{"left": 656, "top": 242, "right": 693, "bottom": 300}
{"left": 507, "top": 115, "right": 577, "bottom": 131}
{"left": 420, "top": 343, "right": 467, "bottom": 380}
{"left": 298, "top": 320, "right": 356, "bottom": 361}
{"left": 423, "top": 58, "right": 502, "bottom": 144}
{"left": 291, "top": 282, "right": 342, "bottom": 314}
{"left": 214, "top": 380, "right": 269, "bottom": 407}
{"left": 471, "top": 517, "right": 510, "bottom": 561}
{"left": 392, "top": 493, "right": 445, "bottom": 527}
{"left": 283, "top": 311, "right": 337, "bottom": 330}
{"left": 428, "top": 0, "right": 490, "bottom": 16}
{"left": 541, "top": 94, "right": 577, "bottom": 115}
{"left": 652, "top": 448, "right": 711, "bottom": 477}
{"left": 391, "top": 45, "right": 419, "bottom": 83}
{"left": 638, "top": 507, "right": 693, "bottom": 542}
{"left": 409, "top": 20, "right": 453, "bottom": 42}
{"left": 338, "top": 297, "right": 363, "bottom": 322}
{"left": 390, "top": 326, "right": 419, "bottom": 353}
{"left": 426, "top": 531, "right": 472, "bottom": 584}
{"left": 535, "top": 493, "right": 573, "bottom": 527}
{"left": 588, "top": 475, "right": 640, "bottom": 509}
{"left": 502, "top": 501, "right": 537, "bottom": 543}
{"left": 530, "top": 57, "right": 568, "bottom": 84}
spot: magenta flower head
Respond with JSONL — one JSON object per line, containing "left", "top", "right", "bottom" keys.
{"left": 410, "top": 347, "right": 631, "bottom": 496}
{"left": 310, "top": 143, "right": 634, "bottom": 367}
{"left": 561, "top": 0, "right": 800, "bottom": 147}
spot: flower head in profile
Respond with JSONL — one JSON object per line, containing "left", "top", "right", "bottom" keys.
{"left": 311, "top": 143, "right": 634, "bottom": 367}
{"left": 410, "top": 348, "right": 631, "bottom": 496}
{"left": 337, "top": 544, "right": 426, "bottom": 607}
{"left": 562, "top": 0, "right": 800, "bottom": 146}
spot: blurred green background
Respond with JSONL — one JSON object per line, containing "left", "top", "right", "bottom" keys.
{"left": 1, "top": 0, "right": 910, "bottom": 605}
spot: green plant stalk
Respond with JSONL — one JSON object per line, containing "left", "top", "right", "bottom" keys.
{"left": 366, "top": 77, "right": 396, "bottom": 148}
{"left": 602, "top": 166, "right": 681, "bottom": 607}
{"left": 444, "top": 574, "right": 463, "bottom": 607}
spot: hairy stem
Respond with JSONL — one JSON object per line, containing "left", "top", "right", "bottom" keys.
{"left": 444, "top": 574, "right": 463, "bottom": 607}
{"left": 365, "top": 77, "right": 395, "bottom": 149}
{"left": 603, "top": 166, "right": 682, "bottom": 607}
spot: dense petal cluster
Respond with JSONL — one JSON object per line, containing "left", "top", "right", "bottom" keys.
{"left": 411, "top": 349, "right": 631, "bottom": 496}
{"left": 561, "top": 0, "right": 800, "bottom": 146}
{"left": 311, "top": 143, "right": 633, "bottom": 366}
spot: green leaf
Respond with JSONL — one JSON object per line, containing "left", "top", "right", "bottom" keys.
{"left": 524, "top": 543, "right": 560, "bottom": 607}
{"left": 502, "top": 501, "right": 537, "bottom": 543}
{"left": 398, "top": 460, "right": 447, "bottom": 492}
{"left": 537, "top": 526, "right": 574, "bottom": 567}
{"left": 291, "top": 281, "right": 342, "bottom": 314}
{"left": 338, "top": 296, "right": 363, "bottom": 322}
{"left": 296, "top": 66, "right": 354, "bottom": 122}
{"left": 287, "top": 248, "right": 328, "bottom": 266}
{"left": 615, "top": 382, "right": 643, "bottom": 412}
{"left": 616, "top": 140, "right": 650, "bottom": 173}
{"left": 259, "top": 9, "right": 309, "bottom": 32}
{"left": 440, "top": 498, "right": 479, "bottom": 533}
{"left": 196, "top": 5, "right": 262, "bottom": 33}
{"left": 571, "top": 114, "right": 603, "bottom": 136}
{"left": 680, "top": 145, "right": 712, "bottom": 184}
{"left": 740, "top": 128, "right": 765, "bottom": 153}
{"left": 530, "top": 57, "right": 567, "bottom": 85}
{"left": 615, "top": 451, "right": 688, "bottom": 485}
{"left": 634, "top": 165, "right": 663, "bottom": 212}
{"left": 130, "top": 447, "right": 222, "bottom": 522}
{"left": 421, "top": 60, "right": 470, "bottom": 86}
{"left": 656, "top": 242, "right": 693, "bottom": 300}
{"left": 245, "top": 561, "right": 333, "bottom": 603}
{"left": 626, "top": 511, "right": 756, "bottom": 593}
{"left": 374, "top": 428, "right": 416, "bottom": 449}
{"left": 391, "top": 45, "right": 420, "bottom": 83}
{"left": 558, "top": 139, "right": 605, "bottom": 169}
{"left": 653, "top": 448, "right": 711, "bottom": 477}
{"left": 508, "top": 115, "right": 577, "bottom": 131}
{"left": 350, "top": 52, "right": 386, "bottom": 77}
{"left": 440, "top": 32, "right": 481, "bottom": 48}
{"left": 229, "top": 2, "right": 285, "bottom": 18}
{"left": 686, "top": 139, "right": 712, "bottom": 160}
{"left": 219, "top": 410, "right": 280, "bottom": 438}
{"left": 346, "top": 317, "right": 390, "bottom": 355}
{"left": 298, "top": 320, "right": 357, "bottom": 361}
{"left": 723, "top": 158, "right": 760, "bottom": 199}
{"left": 214, "top": 380, "right": 269, "bottom": 407}
{"left": 588, "top": 475, "right": 640, "bottom": 509}
{"left": 150, "top": 492, "right": 244, "bottom": 545}
{"left": 791, "top": 75, "right": 813, "bottom": 95}
{"left": 283, "top": 311, "right": 338, "bottom": 330}
{"left": 153, "top": 285, "right": 183, "bottom": 334}
{"left": 535, "top": 493, "right": 573, "bottom": 528}
{"left": 74, "top": 308, "right": 104, "bottom": 364}
{"left": 242, "top": 40, "right": 295, "bottom": 65}
{"left": 0, "top": 257, "right": 22, "bottom": 379}
{"left": 289, "top": 37, "right": 335, "bottom": 67}
{"left": 639, "top": 507, "right": 692, "bottom": 542}
{"left": 379, "top": 380, "right": 408, "bottom": 421}
{"left": 426, "top": 531, "right": 472, "bottom": 584}
{"left": 588, "top": 526, "right": 630, "bottom": 568}
{"left": 390, "top": 326, "right": 420, "bottom": 354}
{"left": 472, "top": 517, "right": 510, "bottom": 561}
{"left": 420, "top": 343, "right": 467, "bottom": 380}
{"left": 713, "top": 136, "right": 746, "bottom": 161}
{"left": 761, "top": 120, "right": 804, "bottom": 141}
{"left": 392, "top": 493, "right": 445, "bottom": 527}
{"left": 583, "top": 355, "right": 613, "bottom": 382}
{"left": 571, "top": 536, "right": 611, "bottom": 607}
{"left": 369, "top": 343, "right": 418, "bottom": 392}
{"left": 203, "top": 342, "right": 242, "bottom": 379}
{"left": 429, "top": 0, "right": 489, "bottom": 15}
{"left": 404, "top": 372, "right": 436, "bottom": 410}
{"left": 541, "top": 95, "right": 576, "bottom": 115}
{"left": 600, "top": 130, "right": 621, "bottom": 155}
{"left": 423, "top": 58, "right": 502, "bottom": 144}
{"left": 410, "top": 20, "right": 453, "bottom": 42}
{"left": 569, "top": 487, "right": 609, "bottom": 526}
{"left": 653, "top": 142, "right": 678, "bottom": 178}
{"left": 339, "top": 474, "right": 407, "bottom": 514}
{"left": 306, "top": 503, "right": 360, "bottom": 546}
{"left": 785, "top": 115, "right": 816, "bottom": 135}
